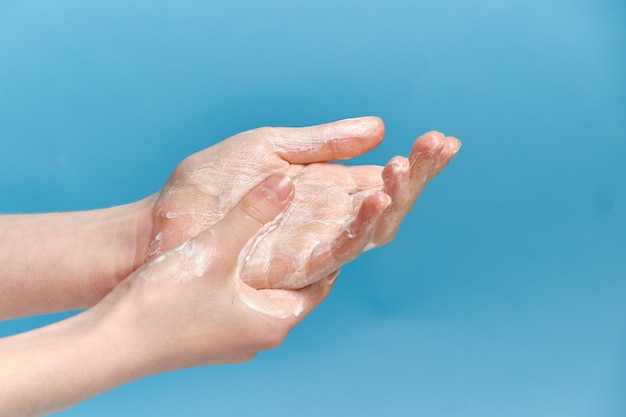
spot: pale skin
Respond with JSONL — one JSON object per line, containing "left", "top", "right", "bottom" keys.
{"left": 0, "top": 117, "right": 460, "bottom": 319}
{"left": 153, "top": 117, "right": 460, "bottom": 290}
{"left": 0, "top": 175, "right": 373, "bottom": 416}
{"left": 0, "top": 117, "right": 460, "bottom": 415}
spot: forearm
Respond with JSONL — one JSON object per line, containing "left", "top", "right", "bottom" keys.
{"left": 0, "top": 302, "right": 149, "bottom": 416}
{"left": 0, "top": 174, "right": 340, "bottom": 415}
{"left": 0, "top": 198, "right": 154, "bottom": 319}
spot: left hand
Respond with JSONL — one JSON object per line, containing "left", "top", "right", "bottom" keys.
{"left": 0, "top": 174, "right": 391, "bottom": 416}
{"left": 108, "top": 174, "right": 389, "bottom": 370}
{"left": 147, "top": 117, "right": 460, "bottom": 290}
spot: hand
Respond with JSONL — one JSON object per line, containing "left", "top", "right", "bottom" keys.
{"left": 0, "top": 175, "right": 392, "bottom": 416}
{"left": 108, "top": 174, "right": 390, "bottom": 370}
{"left": 147, "top": 117, "right": 460, "bottom": 290}
{"left": 0, "top": 117, "right": 458, "bottom": 320}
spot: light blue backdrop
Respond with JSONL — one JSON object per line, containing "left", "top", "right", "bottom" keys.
{"left": 1, "top": 1, "right": 625, "bottom": 416}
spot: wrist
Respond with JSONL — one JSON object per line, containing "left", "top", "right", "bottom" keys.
{"left": 0, "top": 195, "right": 155, "bottom": 319}
{"left": 89, "top": 280, "right": 183, "bottom": 378}
{"left": 0, "top": 302, "right": 149, "bottom": 415}
{"left": 109, "top": 195, "right": 155, "bottom": 287}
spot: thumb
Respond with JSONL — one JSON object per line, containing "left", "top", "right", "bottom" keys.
{"left": 205, "top": 174, "right": 294, "bottom": 256}
{"left": 268, "top": 116, "right": 385, "bottom": 163}
{"left": 238, "top": 270, "right": 339, "bottom": 322}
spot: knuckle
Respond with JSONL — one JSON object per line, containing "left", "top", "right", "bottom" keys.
{"left": 237, "top": 199, "right": 271, "bottom": 229}
{"left": 173, "top": 154, "right": 199, "bottom": 180}
{"left": 246, "top": 126, "right": 277, "bottom": 145}
{"left": 253, "top": 126, "right": 276, "bottom": 138}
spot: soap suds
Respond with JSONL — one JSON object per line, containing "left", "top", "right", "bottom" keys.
{"left": 238, "top": 287, "right": 305, "bottom": 319}
{"left": 140, "top": 240, "right": 214, "bottom": 284}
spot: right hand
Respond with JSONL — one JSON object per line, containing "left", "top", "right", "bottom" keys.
{"left": 146, "top": 117, "right": 460, "bottom": 290}
{"left": 105, "top": 174, "right": 390, "bottom": 371}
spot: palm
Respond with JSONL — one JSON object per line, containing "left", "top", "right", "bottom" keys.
{"left": 147, "top": 118, "right": 459, "bottom": 289}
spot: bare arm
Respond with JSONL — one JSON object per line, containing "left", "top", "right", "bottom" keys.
{"left": 0, "top": 175, "right": 369, "bottom": 416}
{"left": 0, "top": 117, "right": 386, "bottom": 319}
{"left": 0, "top": 200, "right": 153, "bottom": 320}
{"left": 0, "top": 117, "right": 460, "bottom": 319}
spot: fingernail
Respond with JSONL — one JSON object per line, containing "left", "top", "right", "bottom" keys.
{"left": 261, "top": 175, "right": 293, "bottom": 202}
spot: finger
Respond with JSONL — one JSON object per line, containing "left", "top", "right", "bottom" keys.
{"left": 408, "top": 130, "right": 446, "bottom": 173}
{"left": 238, "top": 270, "right": 338, "bottom": 322}
{"left": 382, "top": 156, "right": 411, "bottom": 203}
{"left": 427, "top": 136, "right": 462, "bottom": 181}
{"left": 372, "top": 131, "right": 445, "bottom": 246}
{"left": 371, "top": 156, "right": 411, "bottom": 245}
{"left": 347, "top": 164, "right": 385, "bottom": 191}
{"left": 267, "top": 116, "right": 385, "bottom": 163}
{"left": 254, "top": 191, "right": 389, "bottom": 290}
{"left": 201, "top": 174, "right": 295, "bottom": 256}
{"left": 286, "top": 269, "right": 339, "bottom": 321}
{"left": 236, "top": 271, "right": 338, "bottom": 354}
{"left": 303, "top": 191, "right": 390, "bottom": 281}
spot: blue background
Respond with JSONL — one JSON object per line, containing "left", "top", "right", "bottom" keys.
{"left": 1, "top": 1, "right": 625, "bottom": 416}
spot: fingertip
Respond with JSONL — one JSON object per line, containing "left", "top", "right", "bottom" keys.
{"left": 353, "top": 191, "right": 391, "bottom": 236}
{"left": 384, "top": 155, "right": 410, "bottom": 175}
{"left": 326, "top": 116, "right": 386, "bottom": 159}
{"left": 448, "top": 136, "right": 462, "bottom": 154}
{"left": 412, "top": 131, "right": 445, "bottom": 154}
{"left": 272, "top": 117, "right": 385, "bottom": 163}
{"left": 356, "top": 116, "right": 386, "bottom": 142}
{"left": 441, "top": 136, "right": 458, "bottom": 156}
{"left": 424, "top": 136, "right": 462, "bottom": 181}
{"left": 383, "top": 156, "right": 410, "bottom": 195}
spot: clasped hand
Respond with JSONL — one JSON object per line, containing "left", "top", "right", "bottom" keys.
{"left": 106, "top": 116, "right": 459, "bottom": 370}
{"left": 0, "top": 116, "right": 460, "bottom": 416}
{"left": 148, "top": 116, "right": 460, "bottom": 289}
